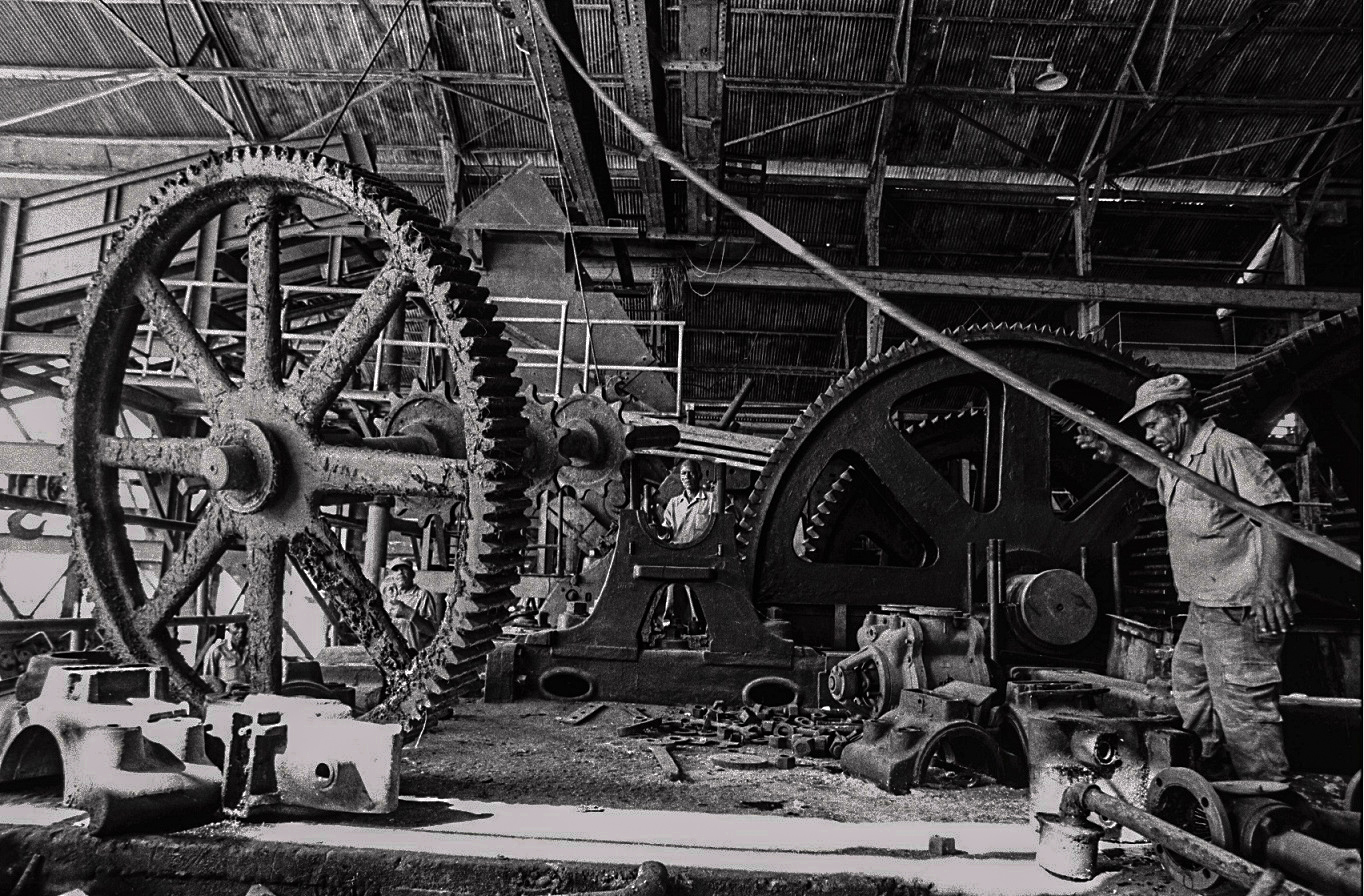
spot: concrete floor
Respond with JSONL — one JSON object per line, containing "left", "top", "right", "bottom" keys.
{"left": 0, "top": 698, "right": 1182, "bottom": 895}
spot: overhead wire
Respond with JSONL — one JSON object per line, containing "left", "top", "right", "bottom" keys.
{"left": 523, "top": 0, "right": 1361, "bottom": 573}
{"left": 317, "top": 0, "right": 420, "bottom": 154}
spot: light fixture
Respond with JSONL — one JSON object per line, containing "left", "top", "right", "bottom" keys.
{"left": 988, "top": 52, "right": 1070, "bottom": 93}
{"left": 1034, "top": 62, "right": 1069, "bottom": 92}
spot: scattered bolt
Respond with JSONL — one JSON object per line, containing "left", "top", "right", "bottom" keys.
{"left": 775, "top": 754, "right": 797, "bottom": 770}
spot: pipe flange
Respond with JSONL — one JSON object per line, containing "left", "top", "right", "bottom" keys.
{"left": 1146, "top": 767, "right": 1234, "bottom": 891}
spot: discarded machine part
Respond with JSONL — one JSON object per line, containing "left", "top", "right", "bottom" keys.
{"left": 1046, "top": 780, "right": 1318, "bottom": 896}
{"left": 486, "top": 508, "right": 830, "bottom": 706}
{"left": 1035, "top": 811, "right": 1103, "bottom": 881}
{"left": 206, "top": 694, "right": 401, "bottom": 819}
{"left": 1144, "top": 768, "right": 1363, "bottom": 896}
{"left": 1002, "top": 675, "right": 1194, "bottom": 818}
{"left": 739, "top": 327, "right": 1156, "bottom": 654}
{"left": 0, "top": 664, "right": 221, "bottom": 836}
{"left": 828, "top": 605, "right": 989, "bottom": 718}
{"left": 63, "top": 147, "right": 530, "bottom": 731}
{"left": 839, "top": 692, "right": 1003, "bottom": 794}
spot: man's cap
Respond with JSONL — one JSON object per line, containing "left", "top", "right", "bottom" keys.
{"left": 678, "top": 458, "right": 701, "bottom": 474}
{"left": 1121, "top": 374, "right": 1195, "bottom": 422}
{"left": 389, "top": 559, "right": 414, "bottom": 571}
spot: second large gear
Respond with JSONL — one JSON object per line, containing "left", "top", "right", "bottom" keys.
{"left": 739, "top": 326, "right": 1160, "bottom": 651}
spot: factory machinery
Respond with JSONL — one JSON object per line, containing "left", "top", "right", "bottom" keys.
{"left": 2, "top": 149, "right": 1360, "bottom": 890}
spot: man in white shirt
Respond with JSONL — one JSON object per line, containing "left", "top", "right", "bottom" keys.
{"left": 660, "top": 459, "right": 716, "bottom": 545}
{"left": 200, "top": 621, "right": 248, "bottom": 694}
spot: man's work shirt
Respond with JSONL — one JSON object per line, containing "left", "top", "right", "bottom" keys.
{"left": 383, "top": 584, "right": 439, "bottom": 648}
{"left": 1156, "top": 421, "right": 1292, "bottom": 607}
{"left": 201, "top": 639, "right": 245, "bottom": 688}
{"left": 662, "top": 489, "right": 716, "bottom": 545}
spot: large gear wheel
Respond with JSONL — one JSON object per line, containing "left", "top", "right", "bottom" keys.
{"left": 65, "top": 146, "right": 530, "bottom": 730}
{"left": 739, "top": 326, "right": 1159, "bottom": 648}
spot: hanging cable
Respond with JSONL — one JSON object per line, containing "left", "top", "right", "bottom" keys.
{"left": 523, "top": 0, "right": 1360, "bottom": 573}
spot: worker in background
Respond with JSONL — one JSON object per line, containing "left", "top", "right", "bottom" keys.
{"left": 200, "top": 620, "right": 249, "bottom": 695}
{"left": 1076, "top": 373, "right": 1294, "bottom": 782}
{"left": 653, "top": 458, "right": 715, "bottom": 638}
{"left": 659, "top": 458, "right": 716, "bottom": 546}
{"left": 382, "top": 559, "right": 441, "bottom": 649}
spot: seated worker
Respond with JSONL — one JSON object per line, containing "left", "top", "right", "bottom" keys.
{"left": 381, "top": 559, "right": 441, "bottom": 649}
{"left": 200, "top": 620, "right": 249, "bottom": 695}
{"left": 659, "top": 458, "right": 716, "bottom": 546}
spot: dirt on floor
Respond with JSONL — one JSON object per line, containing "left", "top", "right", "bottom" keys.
{"left": 400, "top": 698, "right": 1030, "bottom": 825}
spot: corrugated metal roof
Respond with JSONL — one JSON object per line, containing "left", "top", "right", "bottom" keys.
{"left": 1, "top": 0, "right": 1357, "bottom": 399}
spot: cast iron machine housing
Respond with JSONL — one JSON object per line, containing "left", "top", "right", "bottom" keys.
{"left": 487, "top": 474, "right": 831, "bottom": 706}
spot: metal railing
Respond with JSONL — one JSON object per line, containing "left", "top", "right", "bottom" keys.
{"left": 122, "top": 281, "right": 685, "bottom": 415}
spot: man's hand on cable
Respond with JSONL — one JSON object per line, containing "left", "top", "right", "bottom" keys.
{"left": 1252, "top": 582, "right": 1294, "bottom": 637}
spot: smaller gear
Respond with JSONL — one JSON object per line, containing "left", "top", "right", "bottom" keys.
{"left": 381, "top": 382, "right": 467, "bottom": 522}
{"left": 553, "top": 385, "right": 632, "bottom": 493}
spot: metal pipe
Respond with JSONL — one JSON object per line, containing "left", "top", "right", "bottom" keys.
{"left": 525, "top": 0, "right": 1361, "bottom": 575}
{"left": 1110, "top": 541, "right": 1124, "bottom": 619}
{"left": 1065, "top": 785, "right": 1320, "bottom": 896}
{"left": 964, "top": 541, "right": 977, "bottom": 614}
{"left": 986, "top": 538, "right": 1002, "bottom": 662}
{"left": 1263, "top": 829, "right": 1363, "bottom": 896}
{"left": 362, "top": 499, "right": 392, "bottom": 587}
{"left": 716, "top": 378, "right": 755, "bottom": 430}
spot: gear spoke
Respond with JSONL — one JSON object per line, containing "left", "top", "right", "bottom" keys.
{"left": 244, "top": 189, "right": 284, "bottom": 388}
{"left": 860, "top": 422, "right": 975, "bottom": 525}
{"left": 98, "top": 435, "right": 211, "bottom": 476}
{"left": 241, "top": 531, "right": 287, "bottom": 693}
{"left": 134, "top": 273, "right": 234, "bottom": 408}
{"left": 991, "top": 390, "right": 1053, "bottom": 507}
{"left": 287, "top": 261, "right": 413, "bottom": 424}
{"left": 316, "top": 444, "right": 468, "bottom": 499}
{"left": 134, "top": 501, "right": 236, "bottom": 630}
{"left": 289, "top": 515, "right": 413, "bottom": 673}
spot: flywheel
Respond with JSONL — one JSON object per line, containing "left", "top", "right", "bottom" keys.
{"left": 65, "top": 146, "right": 530, "bottom": 730}
{"left": 739, "top": 327, "right": 1158, "bottom": 649}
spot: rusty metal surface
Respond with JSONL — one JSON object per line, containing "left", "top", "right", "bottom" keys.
{"left": 491, "top": 508, "right": 830, "bottom": 706}
{"left": 63, "top": 146, "right": 530, "bottom": 732}
{"left": 0, "top": 664, "right": 222, "bottom": 836}
{"left": 206, "top": 694, "right": 401, "bottom": 819}
{"left": 1004, "top": 674, "right": 1194, "bottom": 822}
{"left": 739, "top": 327, "right": 1157, "bottom": 653}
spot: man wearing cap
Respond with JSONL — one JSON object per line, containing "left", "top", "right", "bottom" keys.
{"left": 382, "top": 560, "right": 441, "bottom": 649}
{"left": 1077, "top": 373, "right": 1294, "bottom": 781}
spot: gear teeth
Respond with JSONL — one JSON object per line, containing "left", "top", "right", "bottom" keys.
{"left": 738, "top": 325, "right": 1161, "bottom": 572}
{"left": 69, "top": 145, "right": 531, "bottom": 729}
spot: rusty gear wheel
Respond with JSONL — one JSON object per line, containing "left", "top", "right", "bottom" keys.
{"left": 739, "top": 326, "right": 1158, "bottom": 649}
{"left": 381, "top": 381, "right": 469, "bottom": 523}
{"left": 65, "top": 146, "right": 530, "bottom": 730}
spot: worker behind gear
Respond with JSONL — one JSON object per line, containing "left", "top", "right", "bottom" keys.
{"left": 1076, "top": 374, "right": 1295, "bottom": 782}
{"left": 199, "top": 621, "right": 249, "bottom": 696}
{"left": 381, "top": 560, "right": 442, "bottom": 649}
{"left": 658, "top": 458, "right": 716, "bottom": 547}
{"left": 646, "top": 458, "right": 716, "bottom": 644}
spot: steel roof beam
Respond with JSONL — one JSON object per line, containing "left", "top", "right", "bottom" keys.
{"left": 509, "top": 0, "right": 616, "bottom": 227}
{"left": 1082, "top": 0, "right": 1293, "bottom": 179}
{"left": 685, "top": 265, "right": 1360, "bottom": 312}
{"left": 609, "top": 0, "right": 667, "bottom": 231}
{"left": 676, "top": 0, "right": 725, "bottom": 235}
